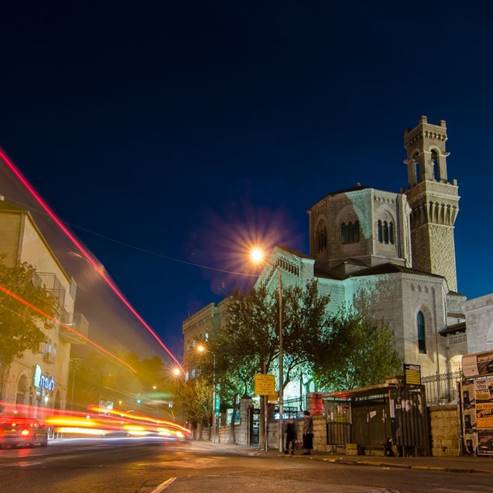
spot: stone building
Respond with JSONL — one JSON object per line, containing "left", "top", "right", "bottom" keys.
{"left": 0, "top": 198, "right": 78, "bottom": 411}
{"left": 182, "top": 299, "right": 228, "bottom": 380}
{"left": 464, "top": 294, "right": 493, "bottom": 354}
{"left": 183, "top": 117, "right": 470, "bottom": 402}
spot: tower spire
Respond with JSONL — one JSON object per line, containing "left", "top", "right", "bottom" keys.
{"left": 404, "top": 116, "right": 459, "bottom": 291}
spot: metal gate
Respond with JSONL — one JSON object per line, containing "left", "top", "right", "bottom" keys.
{"left": 325, "top": 398, "right": 351, "bottom": 446}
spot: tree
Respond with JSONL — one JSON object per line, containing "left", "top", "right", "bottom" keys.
{"left": 314, "top": 306, "right": 402, "bottom": 391}
{"left": 0, "top": 259, "right": 57, "bottom": 399}
{"left": 69, "top": 351, "right": 174, "bottom": 415}
{"left": 206, "top": 280, "right": 332, "bottom": 445}
{"left": 174, "top": 378, "right": 212, "bottom": 438}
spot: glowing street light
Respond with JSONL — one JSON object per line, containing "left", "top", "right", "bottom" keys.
{"left": 196, "top": 343, "right": 218, "bottom": 443}
{"left": 152, "top": 385, "right": 157, "bottom": 390}
{"left": 249, "top": 246, "right": 265, "bottom": 265}
{"left": 248, "top": 245, "right": 284, "bottom": 453}
{"left": 172, "top": 367, "right": 182, "bottom": 377}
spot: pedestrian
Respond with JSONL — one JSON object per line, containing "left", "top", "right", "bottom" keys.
{"left": 284, "top": 419, "right": 296, "bottom": 455}
{"left": 302, "top": 410, "right": 313, "bottom": 455}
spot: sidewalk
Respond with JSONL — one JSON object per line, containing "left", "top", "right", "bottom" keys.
{"left": 196, "top": 441, "right": 493, "bottom": 475}
{"left": 246, "top": 447, "right": 493, "bottom": 474}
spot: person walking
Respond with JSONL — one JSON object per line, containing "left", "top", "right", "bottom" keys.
{"left": 302, "top": 410, "right": 313, "bottom": 455}
{"left": 284, "top": 419, "right": 296, "bottom": 455}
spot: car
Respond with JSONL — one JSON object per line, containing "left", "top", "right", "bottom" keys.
{"left": 0, "top": 416, "right": 48, "bottom": 449}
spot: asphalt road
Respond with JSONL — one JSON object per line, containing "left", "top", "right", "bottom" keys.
{"left": 0, "top": 438, "right": 492, "bottom": 493}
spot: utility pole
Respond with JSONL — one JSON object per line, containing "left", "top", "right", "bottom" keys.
{"left": 278, "top": 269, "right": 284, "bottom": 453}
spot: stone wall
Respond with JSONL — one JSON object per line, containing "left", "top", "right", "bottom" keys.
{"left": 267, "top": 416, "right": 327, "bottom": 451}
{"left": 429, "top": 405, "right": 459, "bottom": 456}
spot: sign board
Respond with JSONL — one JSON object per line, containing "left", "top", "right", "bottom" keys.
{"left": 403, "top": 364, "right": 421, "bottom": 385}
{"left": 254, "top": 374, "right": 276, "bottom": 396}
{"left": 33, "top": 364, "right": 55, "bottom": 392}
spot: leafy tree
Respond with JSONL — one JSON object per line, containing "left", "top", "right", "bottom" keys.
{"left": 0, "top": 259, "right": 57, "bottom": 398}
{"left": 205, "top": 280, "right": 332, "bottom": 444}
{"left": 69, "top": 351, "right": 174, "bottom": 415}
{"left": 314, "top": 306, "right": 402, "bottom": 390}
{"left": 174, "top": 378, "right": 212, "bottom": 437}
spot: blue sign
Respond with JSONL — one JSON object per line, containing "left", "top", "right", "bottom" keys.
{"left": 33, "top": 364, "right": 55, "bottom": 392}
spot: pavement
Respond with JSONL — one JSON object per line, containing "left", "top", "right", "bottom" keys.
{"left": 0, "top": 438, "right": 492, "bottom": 492}
{"left": 252, "top": 449, "right": 493, "bottom": 475}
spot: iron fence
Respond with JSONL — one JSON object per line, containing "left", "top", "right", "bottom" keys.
{"left": 422, "top": 371, "right": 461, "bottom": 406}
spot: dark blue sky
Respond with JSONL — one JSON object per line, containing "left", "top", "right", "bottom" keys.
{"left": 2, "top": 2, "right": 493, "bottom": 358}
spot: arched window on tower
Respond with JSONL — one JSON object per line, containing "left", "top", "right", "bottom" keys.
{"left": 413, "top": 152, "right": 421, "bottom": 183}
{"left": 389, "top": 222, "right": 395, "bottom": 244}
{"left": 341, "top": 221, "right": 360, "bottom": 244}
{"left": 341, "top": 223, "right": 348, "bottom": 244}
{"left": 383, "top": 221, "right": 389, "bottom": 244}
{"left": 316, "top": 221, "right": 327, "bottom": 252}
{"left": 431, "top": 149, "right": 440, "bottom": 181}
{"left": 377, "top": 220, "right": 383, "bottom": 243}
{"left": 353, "top": 221, "right": 360, "bottom": 243}
{"left": 417, "top": 311, "right": 426, "bottom": 354}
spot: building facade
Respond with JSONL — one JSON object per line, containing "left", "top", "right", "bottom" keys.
{"left": 183, "top": 117, "right": 472, "bottom": 402}
{"left": 0, "top": 198, "right": 77, "bottom": 411}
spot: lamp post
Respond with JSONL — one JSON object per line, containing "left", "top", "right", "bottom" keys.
{"left": 196, "top": 343, "right": 218, "bottom": 443}
{"left": 249, "top": 246, "right": 284, "bottom": 453}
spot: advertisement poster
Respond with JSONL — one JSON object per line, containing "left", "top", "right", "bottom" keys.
{"left": 463, "top": 354, "right": 479, "bottom": 378}
{"left": 478, "top": 431, "right": 493, "bottom": 456}
{"left": 475, "top": 376, "right": 493, "bottom": 429}
{"left": 477, "top": 352, "right": 493, "bottom": 377}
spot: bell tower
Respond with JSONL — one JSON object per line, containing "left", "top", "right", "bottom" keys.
{"left": 404, "top": 116, "right": 460, "bottom": 291}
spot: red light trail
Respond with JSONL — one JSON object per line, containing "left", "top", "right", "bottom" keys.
{"left": 0, "top": 283, "right": 137, "bottom": 374}
{"left": 0, "top": 148, "right": 182, "bottom": 370}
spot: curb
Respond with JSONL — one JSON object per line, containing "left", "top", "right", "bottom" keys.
{"left": 232, "top": 448, "right": 493, "bottom": 475}
{"left": 320, "top": 457, "right": 493, "bottom": 475}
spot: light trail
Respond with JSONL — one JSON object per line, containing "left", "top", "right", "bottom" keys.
{"left": 0, "top": 401, "right": 191, "bottom": 438}
{"left": 0, "top": 148, "right": 182, "bottom": 369}
{"left": 0, "top": 283, "right": 136, "bottom": 373}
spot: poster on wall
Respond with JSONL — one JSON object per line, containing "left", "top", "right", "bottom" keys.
{"left": 478, "top": 431, "right": 493, "bottom": 456}
{"left": 475, "top": 376, "right": 493, "bottom": 429}
{"left": 462, "top": 354, "right": 479, "bottom": 378}
{"left": 477, "top": 352, "right": 493, "bottom": 377}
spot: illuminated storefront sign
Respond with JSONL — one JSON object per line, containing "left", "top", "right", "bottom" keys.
{"left": 33, "top": 364, "right": 55, "bottom": 392}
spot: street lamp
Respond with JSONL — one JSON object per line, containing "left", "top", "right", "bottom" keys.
{"left": 172, "top": 367, "right": 182, "bottom": 377}
{"left": 196, "top": 343, "right": 218, "bottom": 443}
{"left": 249, "top": 246, "right": 284, "bottom": 453}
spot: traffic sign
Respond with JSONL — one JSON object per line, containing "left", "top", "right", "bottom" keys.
{"left": 254, "top": 374, "right": 276, "bottom": 396}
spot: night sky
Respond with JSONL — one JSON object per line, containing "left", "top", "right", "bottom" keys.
{"left": 2, "top": 3, "right": 493, "bottom": 359}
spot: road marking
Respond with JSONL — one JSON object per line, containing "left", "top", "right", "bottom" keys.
{"left": 149, "top": 477, "right": 177, "bottom": 493}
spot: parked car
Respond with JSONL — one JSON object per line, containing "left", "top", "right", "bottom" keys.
{"left": 0, "top": 416, "right": 48, "bottom": 448}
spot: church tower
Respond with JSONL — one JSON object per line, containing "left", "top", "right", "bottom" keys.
{"left": 404, "top": 116, "right": 459, "bottom": 291}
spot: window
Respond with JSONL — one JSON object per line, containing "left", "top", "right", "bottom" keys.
{"left": 316, "top": 221, "right": 327, "bottom": 252}
{"left": 377, "top": 220, "right": 395, "bottom": 245}
{"left": 413, "top": 152, "right": 421, "bottom": 183}
{"left": 383, "top": 221, "right": 389, "bottom": 244}
{"left": 341, "top": 221, "right": 360, "bottom": 244}
{"left": 417, "top": 311, "right": 426, "bottom": 354}
{"left": 431, "top": 149, "right": 439, "bottom": 181}
{"left": 389, "top": 222, "right": 395, "bottom": 244}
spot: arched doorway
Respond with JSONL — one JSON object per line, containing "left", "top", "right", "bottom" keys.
{"left": 16, "top": 375, "right": 28, "bottom": 406}
{"left": 54, "top": 390, "right": 61, "bottom": 410}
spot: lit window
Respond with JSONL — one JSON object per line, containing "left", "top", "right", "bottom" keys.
{"left": 417, "top": 311, "right": 426, "bottom": 354}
